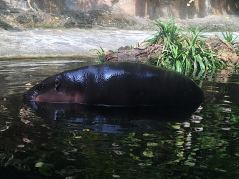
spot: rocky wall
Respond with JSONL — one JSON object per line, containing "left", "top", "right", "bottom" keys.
{"left": 2, "top": 0, "right": 239, "bottom": 19}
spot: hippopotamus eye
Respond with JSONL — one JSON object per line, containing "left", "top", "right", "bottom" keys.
{"left": 55, "top": 79, "right": 61, "bottom": 91}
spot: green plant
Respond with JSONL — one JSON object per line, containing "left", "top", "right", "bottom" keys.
{"left": 146, "top": 19, "right": 181, "bottom": 46}
{"left": 147, "top": 20, "right": 225, "bottom": 75}
{"left": 222, "top": 31, "right": 238, "bottom": 45}
{"left": 95, "top": 47, "right": 106, "bottom": 63}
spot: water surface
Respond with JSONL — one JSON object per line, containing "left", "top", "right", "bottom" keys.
{"left": 0, "top": 59, "right": 239, "bottom": 179}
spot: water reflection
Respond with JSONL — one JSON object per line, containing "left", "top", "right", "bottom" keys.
{"left": 22, "top": 102, "right": 194, "bottom": 133}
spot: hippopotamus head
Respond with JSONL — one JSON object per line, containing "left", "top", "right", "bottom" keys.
{"left": 24, "top": 70, "right": 86, "bottom": 104}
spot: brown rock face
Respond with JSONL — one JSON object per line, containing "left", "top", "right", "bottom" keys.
{"left": 4, "top": 0, "right": 239, "bottom": 19}
{"left": 206, "top": 38, "right": 239, "bottom": 64}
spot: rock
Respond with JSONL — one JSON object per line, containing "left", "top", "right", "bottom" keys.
{"left": 104, "top": 44, "right": 163, "bottom": 63}
{"left": 16, "top": 14, "right": 33, "bottom": 24}
{"left": 64, "top": 11, "right": 94, "bottom": 28}
{"left": 206, "top": 38, "right": 239, "bottom": 64}
{"left": 0, "top": 19, "right": 14, "bottom": 30}
{"left": 104, "top": 37, "right": 239, "bottom": 66}
{"left": 16, "top": 12, "right": 43, "bottom": 25}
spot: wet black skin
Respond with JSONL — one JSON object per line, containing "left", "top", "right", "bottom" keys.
{"left": 24, "top": 62, "right": 204, "bottom": 112}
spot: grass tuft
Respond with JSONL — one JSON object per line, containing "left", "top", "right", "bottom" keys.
{"left": 147, "top": 20, "right": 225, "bottom": 75}
{"left": 95, "top": 47, "right": 106, "bottom": 63}
{"left": 222, "top": 31, "right": 238, "bottom": 45}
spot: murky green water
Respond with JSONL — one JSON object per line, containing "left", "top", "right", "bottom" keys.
{"left": 0, "top": 59, "right": 239, "bottom": 179}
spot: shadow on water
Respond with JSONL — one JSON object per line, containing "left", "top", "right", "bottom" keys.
{"left": 22, "top": 101, "right": 195, "bottom": 134}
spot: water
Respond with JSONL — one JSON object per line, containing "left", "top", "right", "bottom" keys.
{"left": 0, "top": 59, "right": 239, "bottom": 179}
{"left": 0, "top": 29, "right": 153, "bottom": 58}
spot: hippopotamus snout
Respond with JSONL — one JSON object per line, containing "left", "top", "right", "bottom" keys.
{"left": 23, "top": 83, "right": 43, "bottom": 102}
{"left": 24, "top": 73, "right": 85, "bottom": 104}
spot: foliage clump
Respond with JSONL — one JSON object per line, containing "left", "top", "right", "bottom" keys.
{"left": 222, "top": 31, "right": 238, "bottom": 45}
{"left": 146, "top": 20, "right": 225, "bottom": 74}
{"left": 95, "top": 47, "right": 106, "bottom": 64}
{"left": 221, "top": 31, "right": 239, "bottom": 57}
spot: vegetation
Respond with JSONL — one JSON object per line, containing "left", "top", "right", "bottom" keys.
{"left": 97, "top": 19, "right": 235, "bottom": 77}
{"left": 146, "top": 20, "right": 225, "bottom": 75}
{"left": 95, "top": 47, "right": 106, "bottom": 64}
{"left": 222, "top": 31, "right": 238, "bottom": 45}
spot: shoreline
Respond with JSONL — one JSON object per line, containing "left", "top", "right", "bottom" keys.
{"left": 0, "top": 54, "right": 97, "bottom": 60}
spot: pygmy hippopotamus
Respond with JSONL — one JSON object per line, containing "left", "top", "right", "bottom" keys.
{"left": 24, "top": 62, "right": 204, "bottom": 112}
